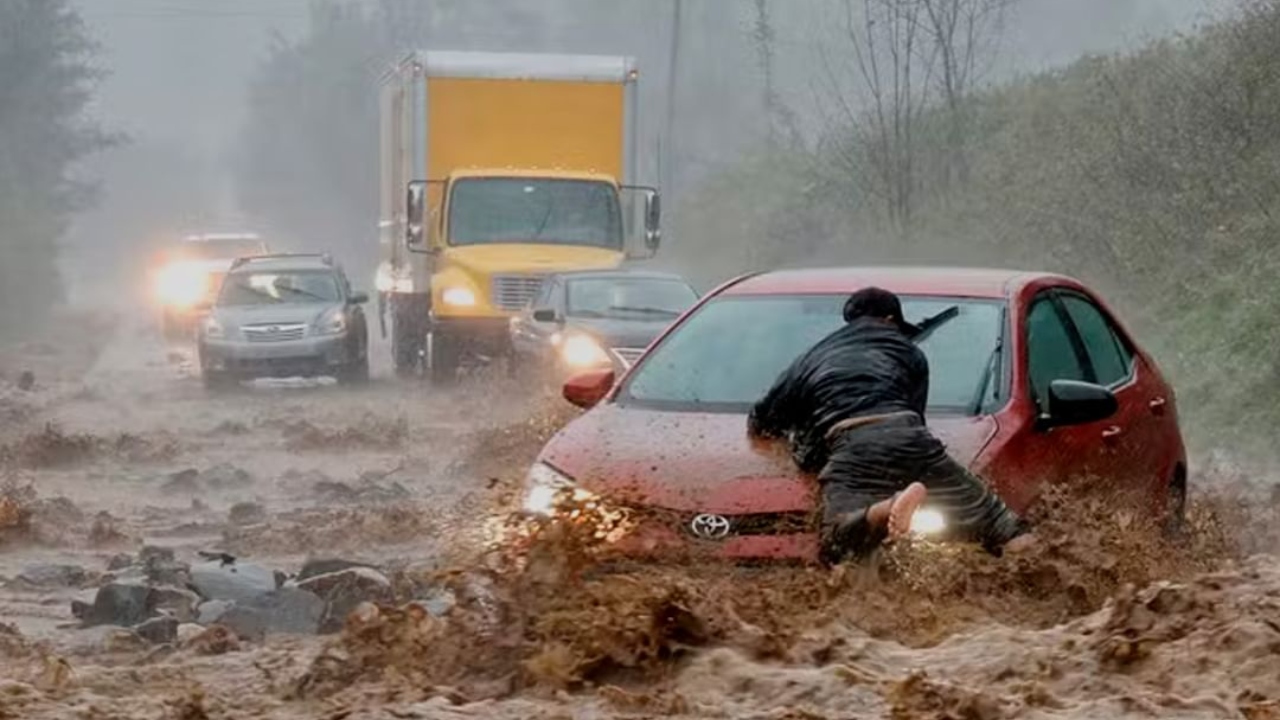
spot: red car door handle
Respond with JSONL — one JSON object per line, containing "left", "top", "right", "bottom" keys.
{"left": 1149, "top": 397, "right": 1167, "bottom": 414}
{"left": 1102, "top": 426, "right": 1123, "bottom": 441}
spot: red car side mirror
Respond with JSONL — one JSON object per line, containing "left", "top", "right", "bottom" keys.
{"left": 563, "top": 369, "right": 615, "bottom": 409}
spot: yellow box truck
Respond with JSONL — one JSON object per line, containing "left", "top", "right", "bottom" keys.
{"left": 376, "top": 50, "right": 661, "bottom": 383}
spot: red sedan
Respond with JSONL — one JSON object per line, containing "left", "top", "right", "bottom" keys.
{"left": 523, "top": 267, "right": 1187, "bottom": 562}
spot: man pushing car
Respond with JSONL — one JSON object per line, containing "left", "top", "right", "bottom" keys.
{"left": 747, "top": 286, "right": 1036, "bottom": 565}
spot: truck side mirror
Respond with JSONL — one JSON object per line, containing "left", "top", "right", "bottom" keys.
{"left": 644, "top": 190, "right": 662, "bottom": 253}
{"left": 405, "top": 181, "right": 427, "bottom": 249}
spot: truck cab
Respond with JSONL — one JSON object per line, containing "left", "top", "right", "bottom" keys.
{"left": 376, "top": 51, "right": 661, "bottom": 383}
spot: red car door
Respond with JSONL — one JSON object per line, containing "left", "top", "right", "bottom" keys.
{"left": 984, "top": 289, "right": 1123, "bottom": 510}
{"left": 1055, "top": 290, "right": 1172, "bottom": 501}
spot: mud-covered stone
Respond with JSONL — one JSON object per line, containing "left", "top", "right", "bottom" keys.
{"left": 16, "top": 563, "right": 86, "bottom": 588}
{"left": 189, "top": 560, "right": 276, "bottom": 602}
{"left": 84, "top": 583, "right": 152, "bottom": 627}
{"left": 217, "top": 588, "right": 324, "bottom": 641}
{"left": 161, "top": 469, "right": 201, "bottom": 495}
{"left": 105, "top": 553, "right": 134, "bottom": 571}
{"left": 296, "top": 566, "right": 393, "bottom": 633}
{"left": 296, "top": 558, "right": 379, "bottom": 582}
{"left": 200, "top": 464, "right": 253, "bottom": 489}
{"left": 228, "top": 502, "right": 267, "bottom": 526}
{"left": 138, "top": 545, "right": 176, "bottom": 565}
{"left": 133, "top": 616, "right": 179, "bottom": 645}
{"left": 151, "top": 586, "right": 200, "bottom": 622}
{"left": 196, "top": 598, "right": 233, "bottom": 624}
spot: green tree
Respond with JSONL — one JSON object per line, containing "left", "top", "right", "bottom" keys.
{"left": 0, "top": 0, "right": 114, "bottom": 339}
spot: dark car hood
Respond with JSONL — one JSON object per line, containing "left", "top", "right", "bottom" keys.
{"left": 538, "top": 403, "right": 998, "bottom": 514}
{"left": 566, "top": 317, "right": 675, "bottom": 349}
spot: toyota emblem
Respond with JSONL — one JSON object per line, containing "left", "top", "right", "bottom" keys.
{"left": 267, "top": 326, "right": 281, "bottom": 333}
{"left": 689, "top": 513, "right": 732, "bottom": 540}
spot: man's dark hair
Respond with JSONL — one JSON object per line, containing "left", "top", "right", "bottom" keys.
{"left": 843, "top": 286, "right": 922, "bottom": 336}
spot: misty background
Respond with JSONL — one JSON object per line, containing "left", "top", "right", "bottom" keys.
{"left": 18, "top": 0, "right": 1280, "bottom": 459}
{"left": 63, "top": 0, "right": 1224, "bottom": 299}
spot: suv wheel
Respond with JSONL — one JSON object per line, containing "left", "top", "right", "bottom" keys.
{"left": 429, "top": 332, "right": 459, "bottom": 386}
{"left": 339, "top": 354, "right": 370, "bottom": 386}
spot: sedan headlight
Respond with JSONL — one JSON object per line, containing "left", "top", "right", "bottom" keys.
{"left": 156, "top": 263, "right": 208, "bottom": 307}
{"left": 560, "top": 333, "right": 610, "bottom": 368}
{"left": 441, "top": 286, "right": 476, "bottom": 307}
{"left": 523, "top": 462, "right": 595, "bottom": 516}
{"left": 909, "top": 508, "right": 946, "bottom": 536}
{"left": 316, "top": 308, "right": 347, "bottom": 336}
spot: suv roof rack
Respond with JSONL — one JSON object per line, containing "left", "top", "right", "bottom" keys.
{"left": 230, "top": 253, "right": 334, "bottom": 270}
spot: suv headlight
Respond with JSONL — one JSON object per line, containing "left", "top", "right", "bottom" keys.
{"left": 202, "top": 316, "right": 224, "bottom": 339}
{"left": 523, "top": 462, "right": 595, "bottom": 516}
{"left": 317, "top": 308, "right": 347, "bottom": 335}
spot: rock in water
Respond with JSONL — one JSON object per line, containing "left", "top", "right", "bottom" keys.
{"left": 200, "top": 464, "right": 253, "bottom": 489}
{"left": 296, "top": 558, "right": 379, "bottom": 582}
{"left": 151, "top": 586, "right": 200, "bottom": 623}
{"left": 105, "top": 553, "right": 133, "bottom": 571}
{"left": 296, "top": 567, "right": 393, "bottom": 633}
{"left": 217, "top": 588, "right": 324, "bottom": 641}
{"left": 84, "top": 583, "right": 153, "bottom": 627}
{"left": 133, "top": 616, "right": 179, "bottom": 645}
{"left": 196, "top": 599, "right": 233, "bottom": 625}
{"left": 17, "top": 564, "right": 87, "bottom": 588}
{"left": 189, "top": 560, "right": 276, "bottom": 602}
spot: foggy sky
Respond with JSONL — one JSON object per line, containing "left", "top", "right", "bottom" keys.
{"left": 62, "top": 0, "right": 1229, "bottom": 302}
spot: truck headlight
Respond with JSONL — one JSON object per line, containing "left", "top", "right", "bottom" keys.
{"left": 441, "top": 286, "right": 476, "bottom": 307}
{"left": 202, "top": 316, "right": 225, "bottom": 339}
{"left": 909, "top": 508, "right": 946, "bottom": 536}
{"left": 523, "top": 462, "right": 595, "bottom": 516}
{"left": 560, "top": 334, "right": 610, "bottom": 368}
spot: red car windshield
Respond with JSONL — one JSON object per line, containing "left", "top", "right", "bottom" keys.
{"left": 619, "top": 294, "right": 1007, "bottom": 415}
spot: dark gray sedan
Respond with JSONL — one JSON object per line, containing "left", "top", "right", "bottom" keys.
{"left": 508, "top": 269, "right": 699, "bottom": 380}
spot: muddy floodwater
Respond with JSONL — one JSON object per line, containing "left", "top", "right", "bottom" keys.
{"left": 2, "top": 312, "right": 1279, "bottom": 720}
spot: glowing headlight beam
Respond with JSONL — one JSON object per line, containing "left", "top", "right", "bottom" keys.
{"left": 909, "top": 508, "right": 946, "bottom": 536}
{"left": 156, "top": 263, "right": 209, "bottom": 307}
{"left": 560, "top": 334, "right": 610, "bottom": 368}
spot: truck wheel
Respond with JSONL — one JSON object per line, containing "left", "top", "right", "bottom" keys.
{"left": 429, "top": 332, "right": 459, "bottom": 385}
{"left": 391, "top": 301, "right": 426, "bottom": 377}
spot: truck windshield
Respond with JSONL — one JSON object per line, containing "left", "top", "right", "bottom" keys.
{"left": 448, "top": 178, "right": 623, "bottom": 250}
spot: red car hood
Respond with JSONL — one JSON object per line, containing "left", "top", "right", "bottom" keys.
{"left": 538, "top": 404, "right": 998, "bottom": 514}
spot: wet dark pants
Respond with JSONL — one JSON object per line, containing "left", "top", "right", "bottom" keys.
{"left": 818, "top": 413, "right": 1028, "bottom": 564}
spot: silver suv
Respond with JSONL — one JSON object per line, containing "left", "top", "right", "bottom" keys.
{"left": 196, "top": 254, "right": 370, "bottom": 391}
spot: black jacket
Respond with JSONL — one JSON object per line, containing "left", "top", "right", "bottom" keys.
{"left": 748, "top": 317, "right": 929, "bottom": 473}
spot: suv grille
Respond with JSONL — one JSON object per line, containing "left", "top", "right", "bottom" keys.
{"left": 491, "top": 274, "right": 544, "bottom": 312}
{"left": 242, "top": 323, "right": 306, "bottom": 343}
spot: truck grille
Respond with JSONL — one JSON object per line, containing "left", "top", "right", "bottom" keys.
{"left": 491, "top": 274, "right": 545, "bottom": 312}
{"left": 242, "top": 323, "right": 307, "bottom": 343}
{"left": 611, "top": 348, "right": 646, "bottom": 369}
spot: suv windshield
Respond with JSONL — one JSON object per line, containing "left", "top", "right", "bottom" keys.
{"left": 567, "top": 278, "right": 698, "bottom": 320}
{"left": 620, "top": 294, "right": 1005, "bottom": 415}
{"left": 218, "top": 270, "right": 341, "bottom": 306}
{"left": 448, "top": 178, "right": 623, "bottom": 249}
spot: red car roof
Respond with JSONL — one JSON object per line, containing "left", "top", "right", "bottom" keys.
{"left": 722, "top": 266, "right": 1073, "bottom": 299}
